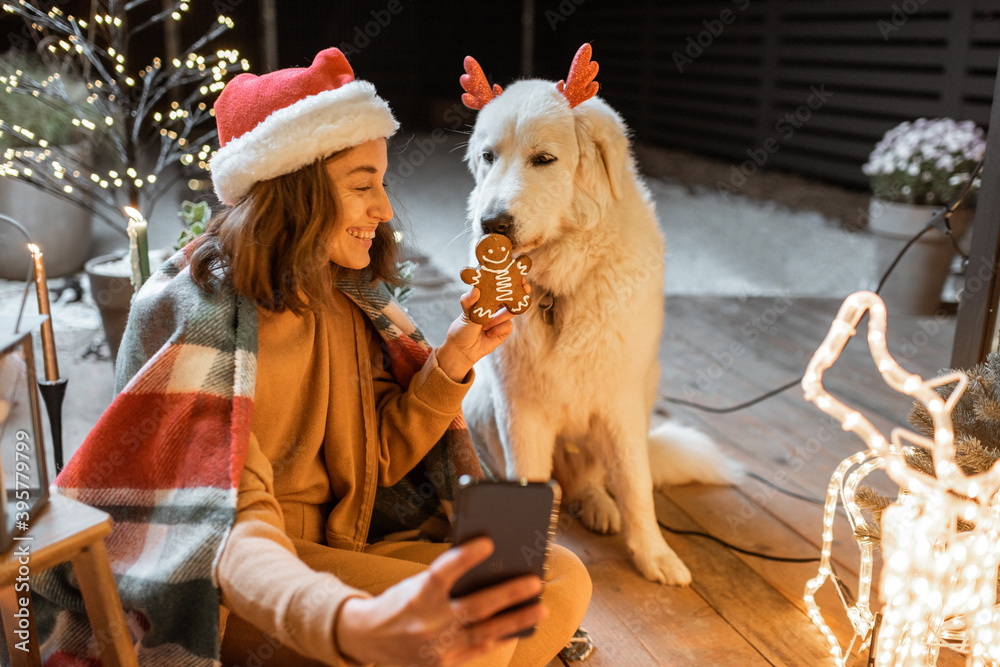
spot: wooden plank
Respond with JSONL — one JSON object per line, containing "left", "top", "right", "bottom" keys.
{"left": 554, "top": 514, "right": 767, "bottom": 666}
{"left": 677, "top": 62, "right": 765, "bottom": 79}
{"left": 649, "top": 79, "right": 760, "bottom": 103}
{"left": 765, "top": 112, "right": 897, "bottom": 143}
{"left": 971, "top": 16, "right": 1000, "bottom": 37}
{"left": 643, "top": 128, "right": 755, "bottom": 159}
{"left": 958, "top": 100, "right": 994, "bottom": 125}
{"left": 649, "top": 108, "right": 757, "bottom": 134}
{"left": 779, "top": 45, "right": 948, "bottom": 68}
{"left": 964, "top": 72, "right": 1000, "bottom": 98}
{"left": 71, "top": 540, "right": 138, "bottom": 667}
{"left": 653, "top": 493, "right": 838, "bottom": 666}
{"left": 650, "top": 91, "right": 759, "bottom": 115}
{"left": 779, "top": 132, "right": 874, "bottom": 162}
{"left": 659, "top": 480, "right": 965, "bottom": 666}
{"left": 781, "top": 1, "right": 916, "bottom": 16}
{"left": 652, "top": 297, "right": 963, "bottom": 664}
{"left": 670, "top": 297, "right": 953, "bottom": 436}
{"left": 646, "top": 23, "right": 768, "bottom": 40}
{"left": 965, "top": 46, "right": 1000, "bottom": 70}
{"left": 769, "top": 152, "right": 866, "bottom": 187}
{"left": 654, "top": 336, "right": 878, "bottom": 577}
{"left": 655, "top": 299, "right": 951, "bottom": 560}
{"left": 0, "top": 585, "right": 40, "bottom": 666}
{"left": 771, "top": 90, "right": 943, "bottom": 119}
{"left": 778, "top": 18, "right": 951, "bottom": 40}
{"left": 0, "top": 495, "right": 112, "bottom": 584}
{"left": 775, "top": 67, "right": 946, "bottom": 95}
{"left": 659, "top": 483, "right": 861, "bottom": 644}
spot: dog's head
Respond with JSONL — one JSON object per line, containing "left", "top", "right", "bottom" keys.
{"left": 461, "top": 44, "right": 629, "bottom": 254}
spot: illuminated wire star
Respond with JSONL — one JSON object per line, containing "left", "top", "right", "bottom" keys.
{"left": 801, "top": 291, "right": 1000, "bottom": 667}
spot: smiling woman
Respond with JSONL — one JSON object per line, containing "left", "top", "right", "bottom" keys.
{"left": 37, "top": 46, "right": 591, "bottom": 667}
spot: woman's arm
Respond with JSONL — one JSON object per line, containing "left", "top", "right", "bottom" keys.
{"left": 217, "top": 433, "right": 371, "bottom": 666}
{"left": 370, "top": 287, "right": 522, "bottom": 486}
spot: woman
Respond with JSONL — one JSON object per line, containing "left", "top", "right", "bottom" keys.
{"left": 158, "top": 47, "right": 587, "bottom": 666}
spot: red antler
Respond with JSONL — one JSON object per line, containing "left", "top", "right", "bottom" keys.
{"left": 460, "top": 56, "right": 503, "bottom": 110}
{"left": 557, "top": 43, "right": 599, "bottom": 108}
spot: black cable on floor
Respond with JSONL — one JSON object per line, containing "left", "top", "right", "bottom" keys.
{"left": 656, "top": 519, "right": 819, "bottom": 563}
{"left": 657, "top": 378, "right": 802, "bottom": 415}
{"left": 652, "top": 470, "right": 828, "bottom": 563}
{"left": 747, "top": 472, "right": 825, "bottom": 506}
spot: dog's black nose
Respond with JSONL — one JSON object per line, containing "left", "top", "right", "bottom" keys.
{"left": 481, "top": 211, "right": 514, "bottom": 236}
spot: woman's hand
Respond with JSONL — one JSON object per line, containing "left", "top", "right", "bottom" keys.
{"left": 335, "top": 537, "right": 546, "bottom": 666}
{"left": 437, "top": 280, "right": 531, "bottom": 382}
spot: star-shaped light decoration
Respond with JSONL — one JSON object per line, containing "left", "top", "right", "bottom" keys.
{"left": 801, "top": 291, "right": 1000, "bottom": 667}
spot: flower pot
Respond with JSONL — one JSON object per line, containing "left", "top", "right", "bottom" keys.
{"left": 84, "top": 248, "right": 172, "bottom": 362}
{"left": 869, "top": 198, "right": 973, "bottom": 316}
{"left": 0, "top": 142, "right": 95, "bottom": 279}
{"left": 0, "top": 171, "right": 93, "bottom": 280}
{"left": 84, "top": 252, "right": 134, "bottom": 363}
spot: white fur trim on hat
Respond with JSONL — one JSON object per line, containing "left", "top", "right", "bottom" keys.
{"left": 210, "top": 80, "right": 398, "bottom": 205}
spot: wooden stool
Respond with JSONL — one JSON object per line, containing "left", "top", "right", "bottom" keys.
{"left": 0, "top": 494, "right": 137, "bottom": 666}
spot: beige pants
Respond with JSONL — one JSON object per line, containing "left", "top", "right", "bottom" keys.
{"left": 220, "top": 539, "right": 592, "bottom": 667}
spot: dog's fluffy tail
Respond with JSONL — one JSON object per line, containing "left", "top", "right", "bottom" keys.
{"left": 648, "top": 420, "right": 742, "bottom": 486}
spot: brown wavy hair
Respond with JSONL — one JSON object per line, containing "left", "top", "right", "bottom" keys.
{"left": 190, "top": 157, "right": 400, "bottom": 314}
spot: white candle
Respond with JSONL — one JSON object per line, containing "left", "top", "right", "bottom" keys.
{"left": 125, "top": 206, "right": 149, "bottom": 289}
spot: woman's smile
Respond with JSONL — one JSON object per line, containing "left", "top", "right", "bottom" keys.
{"left": 347, "top": 227, "right": 377, "bottom": 248}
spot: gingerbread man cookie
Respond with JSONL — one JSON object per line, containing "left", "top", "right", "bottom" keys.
{"left": 460, "top": 234, "right": 532, "bottom": 325}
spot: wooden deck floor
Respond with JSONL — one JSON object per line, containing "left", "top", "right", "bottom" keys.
{"left": 53, "top": 264, "right": 964, "bottom": 666}
{"left": 549, "top": 295, "right": 963, "bottom": 667}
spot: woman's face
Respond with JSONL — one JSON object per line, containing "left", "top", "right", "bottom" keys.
{"left": 324, "top": 137, "right": 393, "bottom": 269}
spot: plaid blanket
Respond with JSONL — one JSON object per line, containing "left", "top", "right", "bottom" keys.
{"left": 28, "top": 246, "right": 482, "bottom": 665}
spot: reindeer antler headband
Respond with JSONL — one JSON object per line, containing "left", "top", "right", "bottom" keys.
{"left": 460, "top": 43, "right": 600, "bottom": 110}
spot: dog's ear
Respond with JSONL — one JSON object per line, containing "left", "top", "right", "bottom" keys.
{"left": 572, "top": 98, "right": 628, "bottom": 200}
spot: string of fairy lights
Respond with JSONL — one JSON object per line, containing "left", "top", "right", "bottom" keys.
{"left": 802, "top": 292, "right": 1000, "bottom": 666}
{"left": 0, "top": 0, "right": 248, "bottom": 234}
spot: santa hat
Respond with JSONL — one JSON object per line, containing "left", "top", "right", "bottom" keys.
{"left": 210, "top": 47, "right": 398, "bottom": 205}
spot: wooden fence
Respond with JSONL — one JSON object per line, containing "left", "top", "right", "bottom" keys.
{"left": 536, "top": 0, "right": 1000, "bottom": 187}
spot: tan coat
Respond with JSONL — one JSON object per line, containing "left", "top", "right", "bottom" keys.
{"left": 216, "top": 288, "right": 471, "bottom": 665}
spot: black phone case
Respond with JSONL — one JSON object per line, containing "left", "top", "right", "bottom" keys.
{"left": 449, "top": 479, "right": 558, "bottom": 637}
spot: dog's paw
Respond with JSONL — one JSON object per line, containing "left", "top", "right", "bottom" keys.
{"left": 569, "top": 486, "right": 621, "bottom": 534}
{"left": 632, "top": 545, "right": 692, "bottom": 586}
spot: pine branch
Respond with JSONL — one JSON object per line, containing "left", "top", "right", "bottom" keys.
{"left": 854, "top": 485, "right": 893, "bottom": 516}
{"left": 854, "top": 524, "right": 882, "bottom": 548}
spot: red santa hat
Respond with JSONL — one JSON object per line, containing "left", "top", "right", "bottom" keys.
{"left": 210, "top": 47, "right": 398, "bottom": 205}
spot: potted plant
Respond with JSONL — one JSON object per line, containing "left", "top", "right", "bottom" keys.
{"left": 0, "top": 1, "right": 248, "bottom": 359}
{"left": 0, "top": 49, "right": 114, "bottom": 279}
{"left": 862, "top": 117, "right": 985, "bottom": 315}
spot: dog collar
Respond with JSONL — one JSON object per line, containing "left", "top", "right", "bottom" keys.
{"left": 537, "top": 291, "right": 556, "bottom": 326}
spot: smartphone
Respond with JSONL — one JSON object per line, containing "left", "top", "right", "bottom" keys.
{"left": 449, "top": 476, "right": 559, "bottom": 638}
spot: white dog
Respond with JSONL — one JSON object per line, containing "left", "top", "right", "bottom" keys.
{"left": 459, "top": 45, "right": 739, "bottom": 586}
